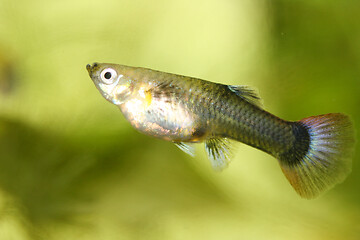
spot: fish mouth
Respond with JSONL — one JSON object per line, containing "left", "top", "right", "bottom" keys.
{"left": 86, "top": 62, "right": 99, "bottom": 76}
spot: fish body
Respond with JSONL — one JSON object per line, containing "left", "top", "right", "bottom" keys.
{"left": 86, "top": 62, "right": 354, "bottom": 199}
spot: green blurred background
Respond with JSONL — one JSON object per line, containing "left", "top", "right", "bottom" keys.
{"left": 0, "top": 0, "right": 359, "bottom": 239}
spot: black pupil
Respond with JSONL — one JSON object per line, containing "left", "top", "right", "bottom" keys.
{"left": 104, "top": 72, "right": 112, "bottom": 79}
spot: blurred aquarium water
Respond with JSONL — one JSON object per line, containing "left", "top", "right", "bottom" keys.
{"left": 0, "top": 0, "right": 359, "bottom": 239}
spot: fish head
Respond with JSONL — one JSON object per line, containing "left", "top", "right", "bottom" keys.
{"left": 86, "top": 62, "right": 133, "bottom": 105}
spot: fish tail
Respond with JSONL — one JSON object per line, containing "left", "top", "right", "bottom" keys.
{"left": 278, "top": 113, "right": 355, "bottom": 199}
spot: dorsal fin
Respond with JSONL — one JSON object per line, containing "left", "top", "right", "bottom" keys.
{"left": 228, "top": 85, "right": 262, "bottom": 107}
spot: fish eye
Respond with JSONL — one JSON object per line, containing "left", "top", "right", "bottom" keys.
{"left": 100, "top": 68, "right": 118, "bottom": 84}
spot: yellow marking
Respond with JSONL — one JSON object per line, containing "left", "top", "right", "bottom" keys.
{"left": 145, "top": 91, "right": 152, "bottom": 107}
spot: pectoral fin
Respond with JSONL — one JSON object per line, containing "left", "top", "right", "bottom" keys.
{"left": 205, "top": 138, "right": 232, "bottom": 171}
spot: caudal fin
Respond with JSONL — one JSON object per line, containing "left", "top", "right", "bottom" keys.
{"left": 278, "top": 113, "right": 355, "bottom": 199}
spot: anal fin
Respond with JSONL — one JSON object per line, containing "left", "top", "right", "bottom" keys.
{"left": 205, "top": 138, "right": 232, "bottom": 171}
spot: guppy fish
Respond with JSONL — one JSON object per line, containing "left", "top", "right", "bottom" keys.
{"left": 86, "top": 62, "right": 354, "bottom": 199}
